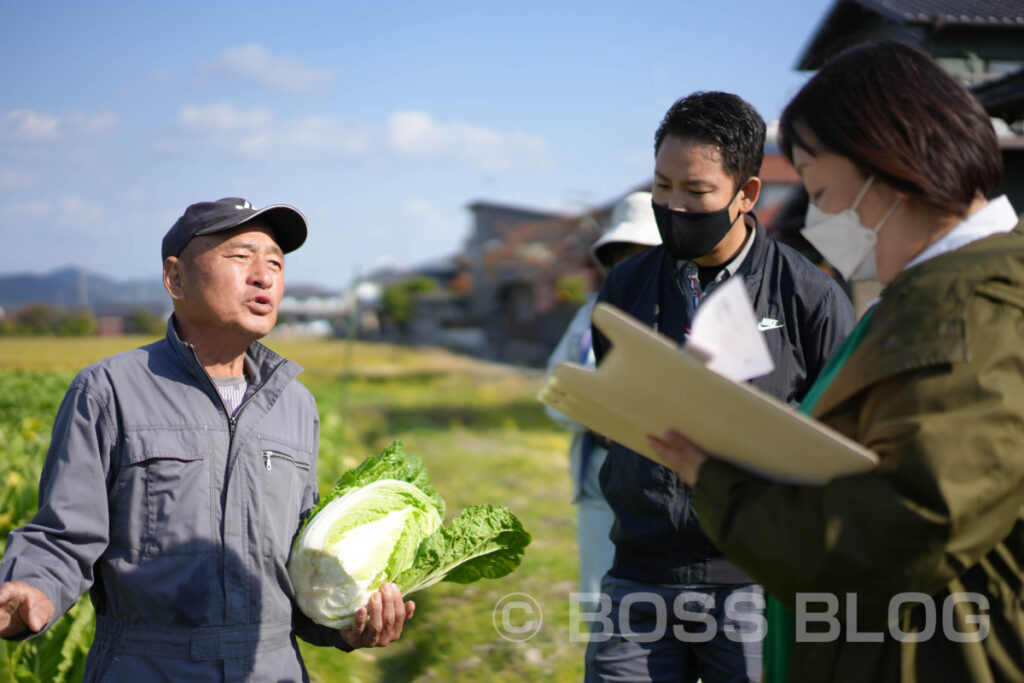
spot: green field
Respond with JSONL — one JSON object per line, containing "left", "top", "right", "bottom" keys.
{"left": 0, "top": 335, "right": 586, "bottom": 682}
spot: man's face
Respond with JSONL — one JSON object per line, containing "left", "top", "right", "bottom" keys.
{"left": 652, "top": 136, "right": 742, "bottom": 218}
{"left": 167, "top": 222, "right": 285, "bottom": 341}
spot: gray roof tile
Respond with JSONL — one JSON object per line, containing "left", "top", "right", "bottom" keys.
{"left": 858, "top": 0, "right": 1024, "bottom": 26}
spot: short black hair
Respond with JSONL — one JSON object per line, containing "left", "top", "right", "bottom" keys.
{"left": 779, "top": 40, "right": 1001, "bottom": 217}
{"left": 654, "top": 91, "right": 766, "bottom": 191}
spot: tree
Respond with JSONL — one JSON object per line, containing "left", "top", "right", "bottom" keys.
{"left": 8, "top": 304, "right": 98, "bottom": 336}
{"left": 55, "top": 311, "right": 98, "bottom": 336}
{"left": 129, "top": 308, "right": 166, "bottom": 335}
{"left": 14, "top": 303, "right": 61, "bottom": 335}
{"left": 381, "top": 277, "right": 437, "bottom": 330}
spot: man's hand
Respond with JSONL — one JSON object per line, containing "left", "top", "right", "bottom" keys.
{"left": 340, "top": 582, "right": 415, "bottom": 649}
{"left": 647, "top": 429, "right": 709, "bottom": 486}
{"left": 0, "top": 582, "right": 54, "bottom": 639}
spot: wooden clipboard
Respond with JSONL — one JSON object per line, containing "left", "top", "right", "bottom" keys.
{"left": 537, "top": 303, "right": 878, "bottom": 485}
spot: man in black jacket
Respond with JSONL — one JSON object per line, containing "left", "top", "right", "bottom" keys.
{"left": 585, "top": 92, "right": 855, "bottom": 682}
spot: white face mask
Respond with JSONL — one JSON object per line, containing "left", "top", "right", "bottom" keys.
{"left": 801, "top": 175, "right": 900, "bottom": 281}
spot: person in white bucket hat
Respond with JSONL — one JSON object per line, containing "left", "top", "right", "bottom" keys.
{"left": 590, "top": 190, "right": 664, "bottom": 269}
{"left": 544, "top": 190, "right": 661, "bottom": 610}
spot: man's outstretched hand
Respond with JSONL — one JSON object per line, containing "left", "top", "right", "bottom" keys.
{"left": 340, "top": 582, "right": 415, "bottom": 649}
{"left": 0, "top": 582, "right": 54, "bottom": 639}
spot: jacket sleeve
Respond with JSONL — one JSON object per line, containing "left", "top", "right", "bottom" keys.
{"left": 801, "top": 280, "right": 856, "bottom": 381}
{"left": 291, "top": 411, "right": 353, "bottom": 651}
{"left": 0, "top": 383, "right": 115, "bottom": 639}
{"left": 592, "top": 269, "right": 620, "bottom": 364}
{"left": 543, "top": 298, "right": 595, "bottom": 432}
{"left": 691, "top": 290, "right": 1024, "bottom": 620}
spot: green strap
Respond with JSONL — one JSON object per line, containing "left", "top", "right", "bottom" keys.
{"left": 763, "top": 307, "right": 876, "bottom": 682}
{"left": 798, "top": 306, "right": 876, "bottom": 416}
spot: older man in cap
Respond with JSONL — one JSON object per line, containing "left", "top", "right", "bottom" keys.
{"left": 0, "top": 198, "right": 412, "bottom": 681}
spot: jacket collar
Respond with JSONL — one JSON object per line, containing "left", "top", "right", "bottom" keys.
{"left": 811, "top": 225, "right": 1024, "bottom": 418}
{"left": 741, "top": 213, "right": 769, "bottom": 287}
{"left": 903, "top": 195, "right": 1017, "bottom": 272}
{"left": 164, "top": 315, "right": 301, "bottom": 394}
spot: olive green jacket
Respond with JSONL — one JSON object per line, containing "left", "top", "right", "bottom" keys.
{"left": 693, "top": 226, "right": 1024, "bottom": 682}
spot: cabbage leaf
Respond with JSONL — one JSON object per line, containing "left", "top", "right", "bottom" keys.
{"left": 395, "top": 504, "right": 530, "bottom": 595}
{"left": 288, "top": 442, "right": 531, "bottom": 629}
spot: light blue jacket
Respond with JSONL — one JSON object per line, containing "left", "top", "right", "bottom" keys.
{"left": 544, "top": 293, "right": 609, "bottom": 501}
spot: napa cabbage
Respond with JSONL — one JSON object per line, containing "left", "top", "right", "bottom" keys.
{"left": 288, "top": 442, "right": 531, "bottom": 629}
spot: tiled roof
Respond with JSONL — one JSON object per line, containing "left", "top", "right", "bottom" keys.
{"left": 860, "top": 0, "right": 1024, "bottom": 26}
{"left": 797, "top": 0, "right": 1024, "bottom": 69}
{"left": 972, "top": 65, "right": 1024, "bottom": 122}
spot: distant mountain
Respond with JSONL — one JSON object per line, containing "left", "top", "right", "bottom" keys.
{"left": 0, "top": 267, "right": 170, "bottom": 314}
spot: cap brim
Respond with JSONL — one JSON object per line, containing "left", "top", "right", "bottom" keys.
{"left": 196, "top": 204, "right": 308, "bottom": 253}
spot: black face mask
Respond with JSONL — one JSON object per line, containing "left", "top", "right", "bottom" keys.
{"left": 652, "top": 189, "right": 743, "bottom": 261}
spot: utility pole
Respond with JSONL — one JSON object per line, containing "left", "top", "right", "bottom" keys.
{"left": 340, "top": 265, "right": 361, "bottom": 420}
{"left": 77, "top": 264, "right": 88, "bottom": 310}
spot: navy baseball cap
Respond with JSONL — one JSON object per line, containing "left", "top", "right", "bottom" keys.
{"left": 161, "top": 197, "right": 307, "bottom": 260}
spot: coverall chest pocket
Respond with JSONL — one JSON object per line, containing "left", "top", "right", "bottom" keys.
{"left": 259, "top": 436, "right": 311, "bottom": 559}
{"left": 114, "top": 427, "right": 214, "bottom": 558}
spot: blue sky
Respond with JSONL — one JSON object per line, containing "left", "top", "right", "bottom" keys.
{"left": 0, "top": 0, "right": 834, "bottom": 290}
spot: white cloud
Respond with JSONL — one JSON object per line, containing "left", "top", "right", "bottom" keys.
{"left": 4, "top": 197, "right": 106, "bottom": 228}
{"left": 169, "top": 104, "right": 370, "bottom": 160}
{"left": 170, "top": 105, "right": 549, "bottom": 168}
{"left": 180, "top": 104, "right": 273, "bottom": 131}
{"left": 387, "top": 111, "right": 554, "bottom": 171}
{"left": 407, "top": 200, "right": 436, "bottom": 217}
{"left": 276, "top": 115, "right": 370, "bottom": 156}
{"left": 1, "top": 110, "right": 60, "bottom": 141}
{"left": 59, "top": 196, "right": 105, "bottom": 226}
{"left": 0, "top": 109, "right": 118, "bottom": 142}
{"left": 121, "top": 182, "right": 173, "bottom": 205}
{"left": 203, "top": 44, "right": 334, "bottom": 93}
{"left": 0, "top": 168, "right": 37, "bottom": 190}
{"left": 5, "top": 202, "right": 52, "bottom": 217}
{"left": 66, "top": 112, "right": 118, "bottom": 135}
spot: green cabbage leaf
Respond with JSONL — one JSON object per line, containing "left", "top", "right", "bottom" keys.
{"left": 288, "top": 442, "right": 531, "bottom": 629}
{"left": 395, "top": 504, "right": 530, "bottom": 594}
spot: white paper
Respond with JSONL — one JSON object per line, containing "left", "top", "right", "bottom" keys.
{"left": 685, "top": 276, "right": 774, "bottom": 382}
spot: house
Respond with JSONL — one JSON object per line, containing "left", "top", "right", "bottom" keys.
{"left": 768, "top": 0, "right": 1024, "bottom": 313}
{"left": 974, "top": 65, "right": 1024, "bottom": 209}
{"left": 796, "top": 0, "right": 1024, "bottom": 79}
{"left": 460, "top": 201, "right": 603, "bottom": 365}
{"left": 407, "top": 289, "right": 484, "bottom": 355}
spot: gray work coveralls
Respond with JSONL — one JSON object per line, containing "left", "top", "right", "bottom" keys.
{"left": 0, "top": 319, "right": 347, "bottom": 681}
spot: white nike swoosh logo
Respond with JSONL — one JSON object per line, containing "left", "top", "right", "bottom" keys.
{"left": 757, "top": 319, "right": 784, "bottom": 331}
